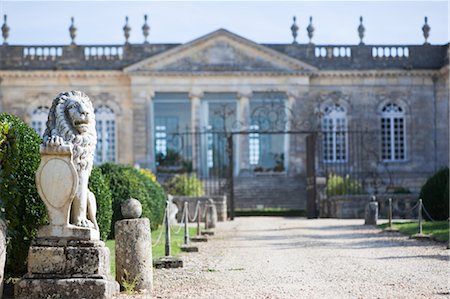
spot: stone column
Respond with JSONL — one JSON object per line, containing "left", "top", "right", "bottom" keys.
{"left": 190, "top": 90, "right": 204, "bottom": 174}
{"left": 285, "top": 91, "right": 296, "bottom": 173}
{"left": 237, "top": 90, "right": 252, "bottom": 174}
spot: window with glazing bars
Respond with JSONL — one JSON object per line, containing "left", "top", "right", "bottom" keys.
{"left": 381, "top": 103, "right": 405, "bottom": 161}
{"left": 94, "top": 105, "right": 116, "bottom": 164}
{"left": 321, "top": 104, "right": 347, "bottom": 162}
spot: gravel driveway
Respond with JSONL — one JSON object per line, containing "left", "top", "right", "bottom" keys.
{"left": 150, "top": 218, "right": 448, "bottom": 299}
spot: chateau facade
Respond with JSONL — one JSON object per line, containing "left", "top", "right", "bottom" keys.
{"left": 0, "top": 16, "right": 448, "bottom": 209}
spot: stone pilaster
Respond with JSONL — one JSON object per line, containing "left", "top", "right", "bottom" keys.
{"left": 237, "top": 90, "right": 252, "bottom": 173}
{"left": 146, "top": 92, "right": 155, "bottom": 171}
{"left": 131, "top": 89, "right": 154, "bottom": 169}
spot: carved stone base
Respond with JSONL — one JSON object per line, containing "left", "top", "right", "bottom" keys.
{"left": 153, "top": 256, "right": 183, "bottom": 269}
{"left": 190, "top": 235, "right": 208, "bottom": 242}
{"left": 14, "top": 278, "right": 118, "bottom": 299}
{"left": 180, "top": 244, "right": 199, "bottom": 252}
{"left": 14, "top": 238, "right": 118, "bottom": 299}
{"left": 201, "top": 229, "right": 215, "bottom": 236}
{"left": 38, "top": 225, "right": 100, "bottom": 240}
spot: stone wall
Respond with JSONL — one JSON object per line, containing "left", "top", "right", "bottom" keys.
{"left": 320, "top": 194, "right": 419, "bottom": 219}
{"left": 234, "top": 174, "right": 306, "bottom": 210}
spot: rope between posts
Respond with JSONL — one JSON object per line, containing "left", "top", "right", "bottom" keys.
{"left": 188, "top": 201, "right": 200, "bottom": 222}
{"left": 421, "top": 203, "right": 437, "bottom": 222}
{"left": 394, "top": 201, "right": 420, "bottom": 213}
{"left": 170, "top": 204, "right": 186, "bottom": 234}
{"left": 152, "top": 207, "right": 167, "bottom": 247}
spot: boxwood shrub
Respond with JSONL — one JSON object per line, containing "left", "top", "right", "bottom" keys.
{"left": 99, "top": 163, "right": 166, "bottom": 238}
{"left": 420, "top": 167, "right": 449, "bottom": 221}
{"left": 0, "top": 113, "right": 47, "bottom": 276}
{"left": 88, "top": 166, "right": 113, "bottom": 241}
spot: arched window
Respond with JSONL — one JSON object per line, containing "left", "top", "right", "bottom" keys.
{"left": 95, "top": 105, "right": 117, "bottom": 164}
{"left": 321, "top": 103, "right": 347, "bottom": 162}
{"left": 381, "top": 103, "right": 405, "bottom": 161}
{"left": 31, "top": 106, "right": 49, "bottom": 137}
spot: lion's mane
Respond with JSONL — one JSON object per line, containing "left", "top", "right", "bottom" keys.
{"left": 43, "top": 91, "right": 97, "bottom": 173}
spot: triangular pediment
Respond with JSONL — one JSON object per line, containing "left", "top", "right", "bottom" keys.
{"left": 124, "top": 29, "right": 317, "bottom": 74}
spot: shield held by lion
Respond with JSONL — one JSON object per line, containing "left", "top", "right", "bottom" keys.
{"left": 36, "top": 91, "right": 99, "bottom": 238}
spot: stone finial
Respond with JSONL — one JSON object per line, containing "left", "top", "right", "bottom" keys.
{"left": 291, "top": 16, "right": 299, "bottom": 44}
{"left": 142, "top": 14, "right": 150, "bottom": 44}
{"left": 307, "top": 16, "right": 314, "bottom": 44}
{"left": 69, "top": 17, "right": 77, "bottom": 45}
{"left": 422, "top": 16, "right": 430, "bottom": 45}
{"left": 358, "top": 16, "right": 365, "bottom": 45}
{"left": 1, "top": 15, "right": 10, "bottom": 45}
{"left": 121, "top": 198, "right": 142, "bottom": 219}
{"left": 123, "top": 16, "right": 131, "bottom": 44}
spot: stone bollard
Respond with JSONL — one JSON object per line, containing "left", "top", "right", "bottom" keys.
{"left": 206, "top": 199, "right": 218, "bottom": 229}
{"left": 202, "top": 200, "right": 217, "bottom": 236}
{"left": 364, "top": 196, "right": 378, "bottom": 225}
{"left": 115, "top": 198, "right": 153, "bottom": 293}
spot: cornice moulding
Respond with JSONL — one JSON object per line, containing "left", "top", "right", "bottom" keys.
{"left": 0, "top": 70, "right": 124, "bottom": 78}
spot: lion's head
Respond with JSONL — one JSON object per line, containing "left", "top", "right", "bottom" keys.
{"left": 43, "top": 91, "right": 97, "bottom": 172}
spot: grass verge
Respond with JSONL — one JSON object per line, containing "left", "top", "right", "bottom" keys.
{"left": 106, "top": 226, "right": 197, "bottom": 276}
{"left": 235, "top": 208, "right": 306, "bottom": 217}
{"left": 379, "top": 221, "right": 449, "bottom": 242}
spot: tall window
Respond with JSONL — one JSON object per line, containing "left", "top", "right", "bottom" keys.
{"left": 381, "top": 103, "right": 405, "bottom": 161}
{"left": 31, "top": 106, "right": 49, "bottom": 137}
{"left": 95, "top": 105, "right": 116, "bottom": 164}
{"left": 322, "top": 103, "right": 347, "bottom": 162}
{"left": 155, "top": 116, "right": 179, "bottom": 157}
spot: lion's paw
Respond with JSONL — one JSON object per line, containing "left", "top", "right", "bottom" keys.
{"left": 46, "top": 135, "right": 65, "bottom": 147}
{"left": 75, "top": 218, "right": 93, "bottom": 228}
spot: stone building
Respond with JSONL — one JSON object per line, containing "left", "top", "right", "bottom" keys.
{"left": 0, "top": 15, "right": 448, "bottom": 211}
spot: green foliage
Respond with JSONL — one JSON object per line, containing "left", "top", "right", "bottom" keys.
{"left": 327, "top": 173, "right": 366, "bottom": 196}
{"left": 88, "top": 166, "right": 113, "bottom": 241}
{"left": 378, "top": 221, "right": 449, "bottom": 242}
{"left": 165, "top": 174, "right": 205, "bottom": 196}
{"left": 99, "top": 163, "right": 166, "bottom": 237}
{"left": 420, "top": 167, "right": 449, "bottom": 221}
{"left": 121, "top": 269, "right": 140, "bottom": 295}
{"left": 0, "top": 113, "right": 47, "bottom": 276}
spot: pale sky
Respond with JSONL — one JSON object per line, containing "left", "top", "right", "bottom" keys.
{"left": 0, "top": 1, "right": 448, "bottom": 46}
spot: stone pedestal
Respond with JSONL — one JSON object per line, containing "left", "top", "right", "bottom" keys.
{"left": 364, "top": 201, "right": 378, "bottom": 225}
{"left": 180, "top": 244, "right": 199, "bottom": 252}
{"left": 115, "top": 218, "right": 153, "bottom": 293}
{"left": 153, "top": 256, "right": 183, "bottom": 269}
{"left": 202, "top": 230, "right": 215, "bottom": 236}
{"left": 14, "top": 239, "right": 118, "bottom": 299}
{"left": 190, "top": 235, "right": 208, "bottom": 242}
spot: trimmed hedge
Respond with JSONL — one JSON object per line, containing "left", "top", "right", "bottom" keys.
{"left": 99, "top": 163, "right": 166, "bottom": 237}
{"left": 0, "top": 113, "right": 47, "bottom": 276}
{"left": 88, "top": 166, "right": 113, "bottom": 241}
{"left": 420, "top": 167, "right": 449, "bottom": 221}
{"left": 165, "top": 174, "right": 205, "bottom": 196}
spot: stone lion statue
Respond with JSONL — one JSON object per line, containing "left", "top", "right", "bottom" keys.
{"left": 43, "top": 91, "right": 99, "bottom": 230}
